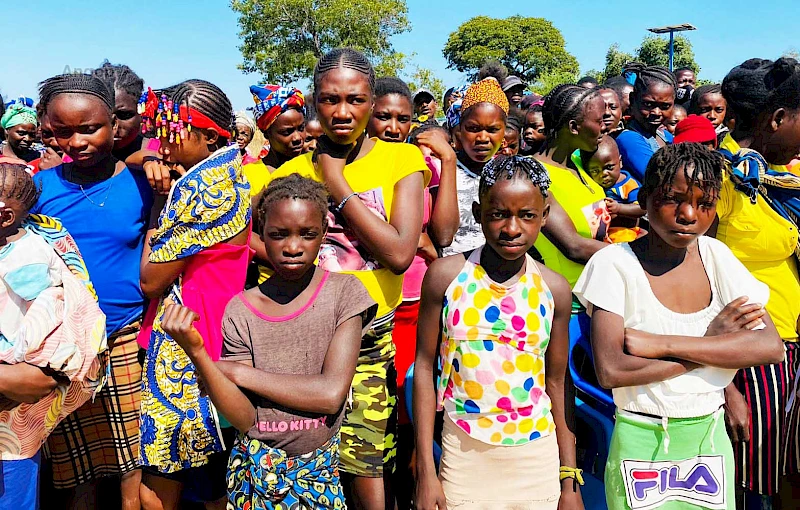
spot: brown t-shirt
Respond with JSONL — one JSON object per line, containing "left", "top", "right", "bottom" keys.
{"left": 221, "top": 271, "right": 376, "bottom": 455}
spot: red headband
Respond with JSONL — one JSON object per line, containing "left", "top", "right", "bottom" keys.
{"left": 178, "top": 105, "right": 231, "bottom": 138}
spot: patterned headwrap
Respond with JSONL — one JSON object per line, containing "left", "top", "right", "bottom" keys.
{"left": 445, "top": 99, "right": 463, "bottom": 130}
{"left": 250, "top": 85, "right": 305, "bottom": 132}
{"left": 461, "top": 78, "right": 510, "bottom": 115}
{"left": 1, "top": 101, "right": 38, "bottom": 129}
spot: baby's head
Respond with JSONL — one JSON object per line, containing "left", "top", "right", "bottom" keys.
{"left": 583, "top": 135, "right": 622, "bottom": 190}
{"left": 0, "top": 163, "right": 39, "bottom": 235}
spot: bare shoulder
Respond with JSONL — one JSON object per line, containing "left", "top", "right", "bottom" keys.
{"left": 537, "top": 261, "right": 572, "bottom": 304}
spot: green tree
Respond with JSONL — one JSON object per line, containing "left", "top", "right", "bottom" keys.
{"left": 373, "top": 51, "right": 409, "bottom": 78}
{"left": 232, "top": 0, "right": 410, "bottom": 84}
{"left": 601, "top": 43, "right": 635, "bottom": 82}
{"left": 371, "top": 51, "right": 445, "bottom": 106}
{"left": 635, "top": 35, "right": 700, "bottom": 74}
{"left": 600, "top": 35, "right": 700, "bottom": 81}
{"left": 530, "top": 69, "right": 580, "bottom": 97}
{"left": 442, "top": 16, "right": 578, "bottom": 83}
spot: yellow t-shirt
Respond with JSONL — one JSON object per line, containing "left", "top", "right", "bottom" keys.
{"left": 534, "top": 160, "right": 611, "bottom": 289}
{"left": 717, "top": 134, "right": 800, "bottom": 341}
{"left": 271, "top": 139, "right": 430, "bottom": 318}
{"left": 243, "top": 159, "right": 273, "bottom": 198}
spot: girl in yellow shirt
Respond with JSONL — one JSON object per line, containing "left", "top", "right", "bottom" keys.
{"left": 716, "top": 57, "right": 800, "bottom": 506}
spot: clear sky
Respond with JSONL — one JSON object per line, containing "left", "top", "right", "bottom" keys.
{"left": 3, "top": 0, "right": 797, "bottom": 110}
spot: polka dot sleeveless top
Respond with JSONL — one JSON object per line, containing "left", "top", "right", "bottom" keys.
{"left": 436, "top": 246, "right": 556, "bottom": 446}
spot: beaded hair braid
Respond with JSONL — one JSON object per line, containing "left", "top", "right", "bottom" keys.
{"left": 479, "top": 155, "right": 551, "bottom": 199}
{"left": 0, "top": 163, "right": 40, "bottom": 212}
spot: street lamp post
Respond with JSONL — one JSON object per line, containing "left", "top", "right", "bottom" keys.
{"left": 647, "top": 23, "right": 697, "bottom": 71}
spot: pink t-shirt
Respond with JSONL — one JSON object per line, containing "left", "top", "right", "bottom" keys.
{"left": 137, "top": 239, "right": 254, "bottom": 360}
{"left": 401, "top": 156, "right": 441, "bottom": 301}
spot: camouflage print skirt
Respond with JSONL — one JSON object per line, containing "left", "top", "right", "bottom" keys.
{"left": 339, "top": 314, "right": 398, "bottom": 477}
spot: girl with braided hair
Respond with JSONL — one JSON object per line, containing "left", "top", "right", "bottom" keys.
{"left": 533, "top": 83, "right": 610, "bottom": 295}
{"left": 574, "top": 143, "right": 785, "bottom": 510}
{"left": 713, "top": 57, "right": 800, "bottom": 507}
{"left": 135, "top": 79, "right": 253, "bottom": 510}
{"left": 32, "top": 72, "right": 153, "bottom": 510}
{"left": 269, "top": 47, "right": 429, "bottom": 510}
{"left": 414, "top": 155, "right": 582, "bottom": 510}
{"left": 616, "top": 63, "right": 677, "bottom": 181}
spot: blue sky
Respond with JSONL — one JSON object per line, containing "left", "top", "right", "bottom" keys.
{"left": 3, "top": 0, "right": 797, "bottom": 110}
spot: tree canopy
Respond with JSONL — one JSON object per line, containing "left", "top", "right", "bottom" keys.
{"left": 232, "top": 0, "right": 410, "bottom": 84}
{"left": 442, "top": 16, "right": 578, "bottom": 83}
{"left": 594, "top": 35, "right": 700, "bottom": 83}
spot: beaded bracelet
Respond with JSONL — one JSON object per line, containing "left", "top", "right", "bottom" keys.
{"left": 335, "top": 192, "right": 359, "bottom": 213}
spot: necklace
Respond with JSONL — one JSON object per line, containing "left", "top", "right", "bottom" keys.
{"left": 79, "top": 180, "right": 114, "bottom": 207}
{"left": 67, "top": 164, "right": 116, "bottom": 207}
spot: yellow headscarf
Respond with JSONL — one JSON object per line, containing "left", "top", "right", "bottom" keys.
{"left": 461, "top": 78, "right": 509, "bottom": 115}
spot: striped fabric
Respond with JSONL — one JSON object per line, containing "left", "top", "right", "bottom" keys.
{"left": 734, "top": 342, "right": 800, "bottom": 495}
{"left": 45, "top": 324, "right": 142, "bottom": 488}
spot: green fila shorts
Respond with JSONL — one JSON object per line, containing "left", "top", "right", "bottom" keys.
{"left": 606, "top": 409, "right": 734, "bottom": 510}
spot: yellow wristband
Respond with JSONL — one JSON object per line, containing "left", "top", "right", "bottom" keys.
{"left": 559, "top": 466, "right": 585, "bottom": 486}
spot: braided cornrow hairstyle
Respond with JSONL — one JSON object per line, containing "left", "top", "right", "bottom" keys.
{"left": 158, "top": 79, "right": 234, "bottom": 148}
{"left": 623, "top": 62, "right": 677, "bottom": 105}
{"left": 478, "top": 155, "right": 551, "bottom": 200}
{"left": 0, "top": 162, "right": 40, "bottom": 213}
{"left": 541, "top": 84, "right": 600, "bottom": 144}
{"left": 92, "top": 60, "right": 144, "bottom": 99}
{"left": 255, "top": 173, "right": 329, "bottom": 236}
{"left": 689, "top": 84, "right": 723, "bottom": 114}
{"left": 39, "top": 73, "right": 115, "bottom": 113}
{"left": 639, "top": 142, "right": 723, "bottom": 205}
{"left": 313, "top": 48, "right": 375, "bottom": 94}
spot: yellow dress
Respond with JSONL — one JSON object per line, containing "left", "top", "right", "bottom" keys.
{"left": 717, "top": 134, "right": 800, "bottom": 341}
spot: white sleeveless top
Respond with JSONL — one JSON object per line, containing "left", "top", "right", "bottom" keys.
{"left": 573, "top": 236, "right": 770, "bottom": 418}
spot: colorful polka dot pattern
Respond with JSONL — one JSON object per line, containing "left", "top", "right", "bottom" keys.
{"left": 437, "top": 248, "right": 556, "bottom": 446}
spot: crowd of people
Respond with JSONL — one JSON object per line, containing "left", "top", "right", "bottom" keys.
{"left": 0, "top": 46, "right": 800, "bottom": 510}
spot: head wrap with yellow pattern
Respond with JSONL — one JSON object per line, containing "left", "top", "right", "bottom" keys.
{"left": 461, "top": 78, "right": 509, "bottom": 116}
